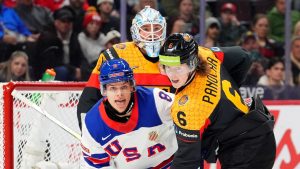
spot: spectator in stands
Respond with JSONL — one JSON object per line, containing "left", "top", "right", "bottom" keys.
{"left": 161, "top": 0, "right": 203, "bottom": 21}
{"left": 240, "top": 31, "right": 266, "bottom": 86}
{"left": 267, "top": 0, "right": 300, "bottom": 43}
{"left": 0, "top": 0, "right": 36, "bottom": 62}
{"left": 290, "top": 36, "right": 300, "bottom": 86}
{"left": 132, "top": 0, "right": 158, "bottom": 13}
{"left": 103, "top": 29, "right": 120, "bottom": 49}
{"left": 14, "top": 0, "right": 53, "bottom": 34}
{"left": 252, "top": 14, "right": 283, "bottom": 59}
{"left": 168, "top": 0, "right": 199, "bottom": 36}
{"left": 79, "top": 11, "right": 105, "bottom": 81}
{"left": 34, "top": 0, "right": 64, "bottom": 12}
{"left": 69, "top": 0, "right": 87, "bottom": 34}
{"left": 0, "top": 50, "right": 31, "bottom": 82}
{"left": 194, "top": 17, "right": 220, "bottom": 48}
{"left": 244, "top": 59, "right": 265, "bottom": 86}
{"left": 96, "top": 0, "right": 119, "bottom": 34}
{"left": 33, "top": 6, "right": 83, "bottom": 81}
{"left": 293, "top": 21, "right": 300, "bottom": 37}
{"left": 240, "top": 31, "right": 263, "bottom": 60}
{"left": 3, "top": 0, "right": 16, "bottom": 7}
{"left": 258, "top": 57, "right": 285, "bottom": 86}
{"left": 218, "top": 2, "right": 247, "bottom": 46}
{"left": 259, "top": 57, "right": 300, "bottom": 99}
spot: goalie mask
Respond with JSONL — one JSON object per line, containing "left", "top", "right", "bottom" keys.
{"left": 131, "top": 6, "right": 166, "bottom": 58}
{"left": 99, "top": 58, "right": 136, "bottom": 95}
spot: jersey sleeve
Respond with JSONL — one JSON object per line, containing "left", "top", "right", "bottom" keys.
{"left": 152, "top": 88, "right": 174, "bottom": 123}
{"left": 220, "top": 46, "right": 251, "bottom": 87}
{"left": 81, "top": 121, "right": 113, "bottom": 169}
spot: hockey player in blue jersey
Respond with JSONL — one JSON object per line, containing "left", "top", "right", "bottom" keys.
{"left": 80, "top": 58, "right": 177, "bottom": 169}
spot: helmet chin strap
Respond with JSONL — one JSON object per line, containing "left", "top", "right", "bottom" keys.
{"left": 183, "top": 70, "right": 196, "bottom": 87}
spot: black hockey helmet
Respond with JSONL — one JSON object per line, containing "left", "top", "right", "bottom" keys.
{"left": 159, "top": 33, "right": 199, "bottom": 68}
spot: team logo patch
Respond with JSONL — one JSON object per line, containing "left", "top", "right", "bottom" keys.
{"left": 115, "top": 43, "right": 126, "bottom": 49}
{"left": 113, "top": 64, "right": 118, "bottom": 68}
{"left": 210, "top": 47, "right": 221, "bottom": 52}
{"left": 178, "top": 95, "right": 189, "bottom": 105}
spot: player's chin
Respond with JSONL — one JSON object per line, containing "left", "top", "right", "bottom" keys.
{"left": 171, "top": 80, "right": 182, "bottom": 89}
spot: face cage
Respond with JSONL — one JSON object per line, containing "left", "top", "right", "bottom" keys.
{"left": 100, "top": 80, "right": 137, "bottom": 96}
{"left": 131, "top": 22, "right": 166, "bottom": 58}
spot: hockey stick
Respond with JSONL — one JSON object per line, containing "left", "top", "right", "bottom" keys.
{"left": 11, "top": 90, "right": 82, "bottom": 141}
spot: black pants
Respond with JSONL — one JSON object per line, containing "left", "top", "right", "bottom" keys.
{"left": 170, "top": 139, "right": 203, "bottom": 169}
{"left": 219, "top": 132, "right": 276, "bottom": 169}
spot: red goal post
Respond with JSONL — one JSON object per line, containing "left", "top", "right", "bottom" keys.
{"left": 0, "top": 82, "right": 86, "bottom": 169}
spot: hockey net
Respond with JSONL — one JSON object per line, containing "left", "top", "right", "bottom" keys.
{"left": 0, "top": 82, "right": 86, "bottom": 169}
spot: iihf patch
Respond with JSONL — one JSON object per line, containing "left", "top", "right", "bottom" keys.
{"left": 115, "top": 43, "right": 126, "bottom": 49}
{"left": 178, "top": 95, "right": 189, "bottom": 105}
{"left": 210, "top": 47, "right": 221, "bottom": 52}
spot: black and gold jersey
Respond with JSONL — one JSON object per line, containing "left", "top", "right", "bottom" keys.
{"left": 171, "top": 46, "right": 251, "bottom": 143}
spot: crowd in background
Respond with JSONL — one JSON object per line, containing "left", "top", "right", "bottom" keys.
{"left": 0, "top": 0, "right": 300, "bottom": 99}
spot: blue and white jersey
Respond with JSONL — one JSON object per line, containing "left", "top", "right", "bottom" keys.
{"left": 81, "top": 87, "right": 177, "bottom": 169}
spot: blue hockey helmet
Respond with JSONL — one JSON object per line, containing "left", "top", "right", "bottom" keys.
{"left": 99, "top": 58, "right": 135, "bottom": 94}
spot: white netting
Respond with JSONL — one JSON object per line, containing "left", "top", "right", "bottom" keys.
{"left": 0, "top": 82, "right": 85, "bottom": 169}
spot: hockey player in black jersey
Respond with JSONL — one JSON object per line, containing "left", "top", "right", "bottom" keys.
{"left": 159, "top": 33, "right": 276, "bottom": 169}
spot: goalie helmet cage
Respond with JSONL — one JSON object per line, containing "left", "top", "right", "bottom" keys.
{"left": 0, "top": 82, "right": 86, "bottom": 169}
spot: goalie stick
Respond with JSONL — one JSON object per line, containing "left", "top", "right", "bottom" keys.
{"left": 11, "top": 90, "right": 82, "bottom": 141}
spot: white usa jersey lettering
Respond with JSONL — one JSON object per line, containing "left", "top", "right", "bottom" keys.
{"left": 81, "top": 87, "right": 178, "bottom": 169}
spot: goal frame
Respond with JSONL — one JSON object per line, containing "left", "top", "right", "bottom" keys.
{"left": 1, "top": 81, "right": 86, "bottom": 169}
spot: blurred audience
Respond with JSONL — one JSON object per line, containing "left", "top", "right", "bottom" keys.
{"left": 168, "top": 0, "right": 199, "bottom": 36}
{"left": 68, "top": 0, "right": 87, "bottom": 34}
{"left": 0, "top": 50, "right": 31, "bottom": 82}
{"left": 252, "top": 14, "right": 283, "bottom": 59}
{"left": 96, "top": 0, "right": 119, "bottom": 34}
{"left": 132, "top": 0, "right": 158, "bottom": 13}
{"left": 3, "top": 0, "right": 15, "bottom": 7}
{"left": 0, "top": 0, "right": 36, "bottom": 62}
{"left": 32, "top": 6, "right": 83, "bottom": 81}
{"left": 258, "top": 57, "right": 285, "bottom": 86}
{"left": 244, "top": 59, "right": 265, "bottom": 86}
{"left": 293, "top": 20, "right": 300, "bottom": 37}
{"left": 194, "top": 17, "right": 220, "bottom": 47}
{"left": 34, "top": 0, "right": 64, "bottom": 12}
{"left": 161, "top": 0, "right": 201, "bottom": 20}
{"left": 78, "top": 11, "right": 105, "bottom": 80}
{"left": 291, "top": 36, "right": 300, "bottom": 86}
{"left": 240, "top": 31, "right": 263, "bottom": 60}
{"left": 218, "top": 2, "right": 247, "bottom": 46}
{"left": 103, "top": 29, "right": 120, "bottom": 49}
{"left": 14, "top": 0, "right": 53, "bottom": 34}
{"left": 260, "top": 57, "right": 300, "bottom": 99}
{"left": 267, "top": 0, "right": 300, "bottom": 43}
